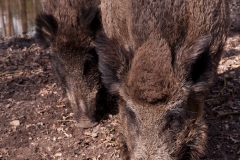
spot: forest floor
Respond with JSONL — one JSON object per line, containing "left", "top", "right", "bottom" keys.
{"left": 0, "top": 31, "right": 239, "bottom": 160}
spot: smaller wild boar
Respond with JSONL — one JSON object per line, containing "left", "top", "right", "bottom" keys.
{"left": 35, "top": 0, "right": 114, "bottom": 128}
{"left": 96, "top": 0, "right": 229, "bottom": 159}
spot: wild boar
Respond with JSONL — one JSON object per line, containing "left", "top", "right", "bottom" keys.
{"left": 96, "top": 0, "right": 229, "bottom": 159}
{"left": 35, "top": 0, "right": 115, "bottom": 128}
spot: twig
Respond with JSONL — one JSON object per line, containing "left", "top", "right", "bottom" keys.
{"left": 218, "top": 77, "right": 227, "bottom": 97}
{"left": 29, "top": 43, "right": 36, "bottom": 49}
{"left": 217, "top": 112, "right": 240, "bottom": 118}
{"left": 14, "top": 83, "right": 32, "bottom": 87}
{"left": 0, "top": 70, "right": 26, "bottom": 77}
{"left": 56, "top": 120, "right": 76, "bottom": 123}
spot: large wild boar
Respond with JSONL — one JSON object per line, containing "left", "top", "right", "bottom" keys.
{"left": 35, "top": 0, "right": 113, "bottom": 128}
{"left": 96, "top": 0, "right": 229, "bottom": 159}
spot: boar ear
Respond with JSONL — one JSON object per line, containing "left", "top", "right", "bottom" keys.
{"left": 187, "top": 35, "right": 212, "bottom": 81}
{"left": 35, "top": 12, "right": 58, "bottom": 49}
{"left": 176, "top": 35, "right": 213, "bottom": 92}
{"left": 80, "top": 1, "right": 102, "bottom": 36}
{"left": 95, "top": 33, "right": 133, "bottom": 94}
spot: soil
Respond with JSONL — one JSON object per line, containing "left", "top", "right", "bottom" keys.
{"left": 0, "top": 19, "right": 240, "bottom": 160}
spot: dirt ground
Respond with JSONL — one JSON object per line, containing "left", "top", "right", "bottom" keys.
{"left": 0, "top": 15, "right": 240, "bottom": 160}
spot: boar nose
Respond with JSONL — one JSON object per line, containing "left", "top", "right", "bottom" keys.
{"left": 74, "top": 99, "right": 98, "bottom": 128}
{"left": 79, "top": 99, "right": 87, "bottom": 112}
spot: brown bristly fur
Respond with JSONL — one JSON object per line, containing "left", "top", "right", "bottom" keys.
{"left": 35, "top": 0, "right": 118, "bottom": 128}
{"left": 96, "top": 0, "right": 229, "bottom": 159}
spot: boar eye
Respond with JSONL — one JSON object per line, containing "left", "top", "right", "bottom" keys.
{"left": 83, "top": 48, "right": 98, "bottom": 75}
{"left": 164, "top": 112, "right": 183, "bottom": 131}
{"left": 125, "top": 106, "right": 137, "bottom": 124}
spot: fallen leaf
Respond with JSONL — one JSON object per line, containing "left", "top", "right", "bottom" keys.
{"left": 230, "top": 137, "right": 240, "bottom": 144}
{"left": 39, "top": 88, "right": 49, "bottom": 95}
{"left": 56, "top": 104, "right": 65, "bottom": 108}
{"left": 10, "top": 120, "right": 20, "bottom": 127}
